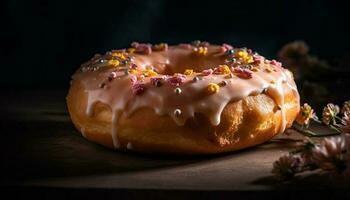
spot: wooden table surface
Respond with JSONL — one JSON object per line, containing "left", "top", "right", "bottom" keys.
{"left": 1, "top": 90, "right": 349, "bottom": 199}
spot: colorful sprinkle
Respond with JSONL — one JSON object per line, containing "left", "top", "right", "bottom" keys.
{"left": 201, "top": 69, "right": 213, "bottom": 76}
{"left": 236, "top": 50, "right": 254, "bottom": 64}
{"left": 194, "top": 46, "right": 208, "bottom": 55}
{"left": 207, "top": 83, "right": 220, "bottom": 94}
{"left": 218, "top": 80, "right": 228, "bottom": 86}
{"left": 132, "top": 82, "right": 145, "bottom": 95}
{"left": 253, "top": 55, "right": 264, "bottom": 63}
{"left": 270, "top": 59, "right": 282, "bottom": 67}
{"left": 150, "top": 77, "right": 164, "bottom": 87}
{"left": 184, "top": 69, "right": 194, "bottom": 75}
{"left": 233, "top": 68, "right": 253, "bottom": 79}
{"left": 213, "top": 65, "right": 231, "bottom": 75}
{"left": 108, "top": 60, "right": 120, "bottom": 67}
{"left": 222, "top": 43, "right": 233, "bottom": 50}
{"left": 174, "top": 109, "right": 182, "bottom": 116}
{"left": 152, "top": 43, "right": 168, "bottom": 51}
{"left": 127, "top": 48, "right": 136, "bottom": 53}
{"left": 143, "top": 69, "right": 158, "bottom": 77}
{"left": 167, "top": 74, "right": 186, "bottom": 86}
{"left": 193, "top": 76, "right": 200, "bottom": 82}
{"left": 108, "top": 72, "right": 117, "bottom": 81}
{"left": 111, "top": 52, "right": 126, "bottom": 60}
{"left": 174, "top": 87, "right": 182, "bottom": 94}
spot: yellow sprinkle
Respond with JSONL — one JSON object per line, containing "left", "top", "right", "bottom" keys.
{"left": 184, "top": 69, "right": 194, "bottom": 75}
{"left": 112, "top": 52, "right": 126, "bottom": 60}
{"left": 237, "top": 51, "right": 248, "bottom": 58}
{"left": 251, "top": 67, "right": 260, "bottom": 72}
{"left": 143, "top": 69, "right": 158, "bottom": 77}
{"left": 129, "top": 69, "right": 138, "bottom": 74}
{"left": 108, "top": 60, "right": 120, "bottom": 67}
{"left": 194, "top": 47, "right": 208, "bottom": 55}
{"left": 265, "top": 66, "right": 273, "bottom": 73}
{"left": 225, "top": 73, "right": 234, "bottom": 79}
{"left": 207, "top": 83, "right": 220, "bottom": 94}
{"left": 270, "top": 80, "right": 276, "bottom": 84}
{"left": 127, "top": 48, "right": 136, "bottom": 53}
{"left": 236, "top": 50, "right": 254, "bottom": 64}
{"left": 218, "top": 65, "right": 231, "bottom": 74}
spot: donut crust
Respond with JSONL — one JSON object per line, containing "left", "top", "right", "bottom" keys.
{"left": 67, "top": 79, "right": 299, "bottom": 154}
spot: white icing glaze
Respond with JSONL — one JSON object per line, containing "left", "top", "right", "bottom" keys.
{"left": 72, "top": 44, "right": 299, "bottom": 149}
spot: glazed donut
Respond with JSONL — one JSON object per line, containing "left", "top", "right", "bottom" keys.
{"left": 67, "top": 41, "right": 300, "bottom": 154}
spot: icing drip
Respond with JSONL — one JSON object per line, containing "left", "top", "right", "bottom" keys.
{"left": 74, "top": 44, "right": 299, "bottom": 149}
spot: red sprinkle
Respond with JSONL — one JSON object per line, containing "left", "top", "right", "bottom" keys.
{"left": 233, "top": 68, "right": 253, "bottom": 79}
{"left": 130, "top": 63, "right": 138, "bottom": 69}
{"left": 150, "top": 77, "right": 165, "bottom": 86}
{"left": 132, "top": 82, "right": 146, "bottom": 95}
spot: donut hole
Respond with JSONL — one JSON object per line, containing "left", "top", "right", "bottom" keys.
{"left": 150, "top": 53, "right": 224, "bottom": 75}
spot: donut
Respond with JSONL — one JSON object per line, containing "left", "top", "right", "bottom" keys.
{"left": 66, "top": 41, "right": 300, "bottom": 154}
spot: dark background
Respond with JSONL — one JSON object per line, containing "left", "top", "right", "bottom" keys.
{"left": 1, "top": 1, "right": 350, "bottom": 197}
{"left": 1, "top": 0, "right": 349, "bottom": 88}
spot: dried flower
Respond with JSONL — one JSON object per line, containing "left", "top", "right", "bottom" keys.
{"left": 311, "top": 135, "right": 348, "bottom": 173}
{"left": 295, "top": 103, "right": 316, "bottom": 126}
{"left": 341, "top": 112, "right": 350, "bottom": 134}
{"left": 295, "top": 139, "right": 317, "bottom": 167}
{"left": 322, "top": 103, "right": 340, "bottom": 125}
{"left": 272, "top": 154, "right": 301, "bottom": 180}
{"left": 342, "top": 100, "right": 350, "bottom": 115}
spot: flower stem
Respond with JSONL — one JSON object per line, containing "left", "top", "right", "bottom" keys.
{"left": 292, "top": 124, "right": 340, "bottom": 137}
